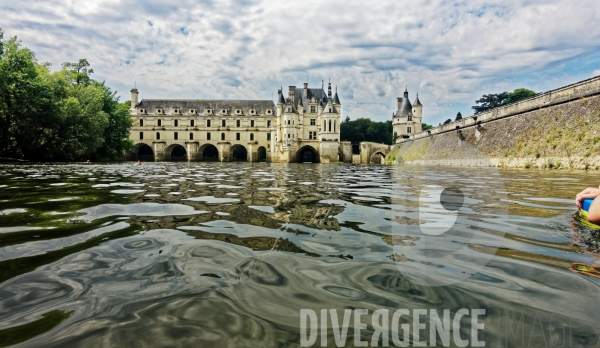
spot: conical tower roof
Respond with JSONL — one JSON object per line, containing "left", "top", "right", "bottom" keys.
{"left": 333, "top": 86, "right": 341, "bottom": 104}
{"left": 413, "top": 93, "right": 422, "bottom": 106}
{"left": 397, "top": 86, "right": 413, "bottom": 117}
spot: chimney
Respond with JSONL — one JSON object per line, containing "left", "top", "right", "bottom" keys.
{"left": 131, "top": 88, "right": 139, "bottom": 109}
{"left": 397, "top": 97, "right": 403, "bottom": 110}
{"left": 288, "top": 86, "right": 296, "bottom": 103}
{"left": 303, "top": 83, "right": 308, "bottom": 98}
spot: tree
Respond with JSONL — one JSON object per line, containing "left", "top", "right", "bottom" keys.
{"left": 472, "top": 88, "right": 535, "bottom": 114}
{"left": 507, "top": 88, "right": 535, "bottom": 104}
{"left": 422, "top": 123, "right": 433, "bottom": 130}
{"left": 340, "top": 117, "right": 393, "bottom": 144}
{"left": 0, "top": 31, "right": 132, "bottom": 161}
{"left": 392, "top": 132, "right": 398, "bottom": 143}
{"left": 472, "top": 92, "right": 509, "bottom": 114}
{"left": 455, "top": 112, "right": 462, "bottom": 120}
{"left": 443, "top": 119, "right": 452, "bottom": 125}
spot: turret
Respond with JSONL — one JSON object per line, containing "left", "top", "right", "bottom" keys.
{"left": 130, "top": 88, "right": 139, "bottom": 109}
{"left": 413, "top": 93, "right": 423, "bottom": 120}
{"left": 303, "top": 83, "right": 308, "bottom": 98}
{"left": 397, "top": 85, "right": 413, "bottom": 117}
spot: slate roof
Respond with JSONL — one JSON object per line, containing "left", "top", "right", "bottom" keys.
{"left": 396, "top": 88, "right": 413, "bottom": 117}
{"left": 136, "top": 99, "right": 275, "bottom": 115}
{"left": 413, "top": 93, "right": 422, "bottom": 106}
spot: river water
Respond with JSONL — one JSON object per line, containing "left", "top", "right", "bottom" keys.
{"left": 0, "top": 163, "right": 599, "bottom": 347}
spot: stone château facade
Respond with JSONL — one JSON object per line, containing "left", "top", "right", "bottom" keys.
{"left": 392, "top": 86, "right": 423, "bottom": 142}
{"left": 127, "top": 81, "right": 342, "bottom": 162}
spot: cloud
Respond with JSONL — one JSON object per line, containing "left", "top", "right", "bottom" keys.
{"left": 2, "top": 0, "right": 600, "bottom": 124}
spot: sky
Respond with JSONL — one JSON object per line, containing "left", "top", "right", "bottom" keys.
{"left": 2, "top": 0, "right": 600, "bottom": 125}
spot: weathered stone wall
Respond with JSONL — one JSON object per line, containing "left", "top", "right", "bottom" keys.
{"left": 388, "top": 92, "right": 600, "bottom": 169}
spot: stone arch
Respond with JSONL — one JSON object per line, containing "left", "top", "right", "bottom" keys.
{"left": 164, "top": 144, "right": 187, "bottom": 161}
{"left": 370, "top": 151, "right": 386, "bottom": 164}
{"left": 297, "top": 145, "right": 320, "bottom": 163}
{"left": 258, "top": 146, "right": 267, "bottom": 162}
{"left": 198, "top": 144, "right": 219, "bottom": 162}
{"left": 231, "top": 144, "right": 248, "bottom": 162}
{"left": 134, "top": 143, "right": 154, "bottom": 161}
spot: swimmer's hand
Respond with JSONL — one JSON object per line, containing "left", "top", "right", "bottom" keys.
{"left": 575, "top": 186, "right": 600, "bottom": 209}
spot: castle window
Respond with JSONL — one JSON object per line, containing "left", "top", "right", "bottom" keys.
{"left": 174, "top": 119, "right": 179, "bottom": 127}
{"left": 310, "top": 119, "right": 315, "bottom": 126}
{"left": 329, "top": 108, "right": 332, "bottom": 113}
{"left": 236, "top": 120, "right": 240, "bottom": 127}
{"left": 174, "top": 132, "right": 178, "bottom": 140}
{"left": 189, "top": 133, "right": 193, "bottom": 140}
{"left": 190, "top": 120, "right": 195, "bottom": 127}
{"left": 221, "top": 133, "right": 225, "bottom": 140}
{"left": 334, "top": 121, "right": 336, "bottom": 132}
{"left": 207, "top": 109, "right": 212, "bottom": 114}
{"left": 140, "top": 132, "right": 143, "bottom": 139}
{"left": 222, "top": 120, "right": 226, "bottom": 127}
{"left": 139, "top": 119, "right": 144, "bottom": 126}
{"left": 139, "top": 108, "right": 145, "bottom": 114}
{"left": 267, "top": 120, "right": 271, "bottom": 127}
{"left": 407, "top": 126, "right": 412, "bottom": 133}
{"left": 237, "top": 110, "right": 241, "bottom": 114}
{"left": 251, "top": 110, "right": 255, "bottom": 114}
{"left": 408, "top": 115, "right": 412, "bottom": 121}
{"left": 250, "top": 133, "right": 254, "bottom": 141}
{"left": 174, "top": 109, "right": 179, "bottom": 114}
{"left": 250, "top": 120, "right": 254, "bottom": 127}
{"left": 267, "top": 133, "right": 271, "bottom": 141}
{"left": 310, "top": 106, "right": 316, "bottom": 113}
{"left": 323, "top": 120, "right": 326, "bottom": 129}
{"left": 207, "top": 119, "right": 211, "bottom": 127}
{"left": 309, "top": 132, "right": 313, "bottom": 140}
{"left": 267, "top": 110, "right": 272, "bottom": 115}
{"left": 221, "top": 109, "right": 227, "bottom": 114}
{"left": 207, "top": 132, "right": 211, "bottom": 140}
{"left": 190, "top": 109, "right": 196, "bottom": 114}
{"left": 236, "top": 133, "right": 240, "bottom": 140}
{"left": 287, "top": 108, "right": 291, "bottom": 112}
{"left": 329, "top": 120, "right": 332, "bottom": 132}
{"left": 156, "top": 132, "right": 160, "bottom": 140}
{"left": 157, "top": 119, "right": 162, "bottom": 127}
{"left": 288, "top": 134, "right": 290, "bottom": 139}
{"left": 287, "top": 120, "right": 290, "bottom": 125}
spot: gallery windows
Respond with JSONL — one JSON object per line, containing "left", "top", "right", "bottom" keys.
{"left": 250, "top": 133, "right": 254, "bottom": 141}
{"left": 139, "top": 132, "right": 143, "bottom": 139}
{"left": 189, "top": 133, "right": 193, "bottom": 140}
{"left": 156, "top": 132, "right": 160, "bottom": 140}
{"left": 157, "top": 119, "right": 162, "bottom": 127}
{"left": 310, "top": 119, "right": 315, "bottom": 126}
{"left": 221, "top": 133, "right": 225, "bottom": 140}
{"left": 207, "top": 132, "right": 211, "bottom": 140}
{"left": 139, "top": 119, "right": 144, "bottom": 126}
{"left": 207, "top": 119, "right": 211, "bottom": 127}
{"left": 190, "top": 120, "right": 195, "bottom": 127}
{"left": 174, "top": 119, "right": 179, "bottom": 127}
{"left": 236, "top": 133, "right": 240, "bottom": 140}
{"left": 174, "top": 132, "right": 178, "bottom": 140}
{"left": 407, "top": 126, "right": 412, "bottom": 133}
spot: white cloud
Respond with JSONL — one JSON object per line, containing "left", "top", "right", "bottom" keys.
{"left": 2, "top": 0, "right": 600, "bottom": 124}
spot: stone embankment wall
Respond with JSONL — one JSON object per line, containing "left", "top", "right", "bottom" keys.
{"left": 387, "top": 76, "right": 600, "bottom": 169}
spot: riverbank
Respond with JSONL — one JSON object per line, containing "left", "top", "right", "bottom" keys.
{"left": 386, "top": 86, "right": 600, "bottom": 169}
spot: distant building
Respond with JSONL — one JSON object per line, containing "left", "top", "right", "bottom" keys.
{"left": 127, "top": 80, "right": 342, "bottom": 163}
{"left": 392, "top": 86, "right": 423, "bottom": 142}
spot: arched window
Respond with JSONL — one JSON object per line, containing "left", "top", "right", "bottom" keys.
{"left": 250, "top": 133, "right": 254, "bottom": 141}
{"left": 156, "top": 132, "right": 160, "bottom": 140}
{"left": 334, "top": 120, "right": 336, "bottom": 132}
{"left": 221, "top": 133, "right": 225, "bottom": 140}
{"left": 329, "top": 120, "right": 332, "bottom": 132}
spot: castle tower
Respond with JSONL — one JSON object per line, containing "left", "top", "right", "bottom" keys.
{"left": 130, "top": 88, "right": 139, "bottom": 109}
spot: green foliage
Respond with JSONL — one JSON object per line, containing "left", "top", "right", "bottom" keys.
{"left": 0, "top": 31, "right": 132, "bottom": 161}
{"left": 392, "top": 131, "right": 398, "bottom": 143}
{"left": 443, "top": 119, "right": 452, "bottom": 125}
{"left": 472, "top": 88, "right": 536, "bottom": 114}
{"left": 340, "top": 117, "right": 393, "bottom": 144}
{"left": 455, "top": 112, "right": 462, "bottom": 120}
{"left": 422, "top": 123, "right": 433, "bottom": 130}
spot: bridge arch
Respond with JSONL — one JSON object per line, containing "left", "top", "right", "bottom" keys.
{"left": 134, "top": 143, "right": 154, "bottom": 161}
{"left": 297, "top": 145, "right": 320, "bottom": 163}
{"left": 231, "top": 144, "right": 248, "bottom": 162}
{"left": 369, "top": 151, "right": 386, "bottom": 164}
{"left": 258, "top": 146, "right": 267, "bottom": 162}
{"left": 164, "top": 144, "right": 187, "bottom": 161}
{"left": 198, "top": 144, "right": 219, "bottom": 161}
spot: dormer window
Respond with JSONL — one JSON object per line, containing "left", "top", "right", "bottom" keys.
{"left": 250, "top": 109, "right": 255, "bottom": 114}
{"left": 156, "top": 108, "right": 163, "bottom": 114}
{"left": 408, "top": 115, "right": 412, "bottom": 121}
{"left": 236, "top": 109, "right": 241, "bottom": 114}
{"left": 206, "top": 109, "right": 212, "bottom": 114}
{"left": 190, "top": 109, "right": 196, "bottom": 114}
{"left": 139, "top": 108, "right": 146, "bottom": 114}
{"left": 221, "top": 109, "right": 227, "bottom": 115}
{"left": 266, "top": 109, "right": 272, "bottom": 115}
{"left": 287, "top": 108, "right": 291, "bottom": 112}
{"left": 174, "top": 108, "right": 180, "bottom": 114}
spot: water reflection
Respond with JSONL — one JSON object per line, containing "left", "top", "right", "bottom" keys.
{"left": 0, "top": 163, "right": 599, "bottom": 346}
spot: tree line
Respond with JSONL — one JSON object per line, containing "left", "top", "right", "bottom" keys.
{"left": 0, "top": 30, "right": 132, "bottom": 161}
